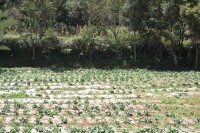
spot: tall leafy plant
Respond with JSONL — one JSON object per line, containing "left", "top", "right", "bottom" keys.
{"left": 0, "top": 10, "right": 15, "bottom": 42}
{"left": 80, "top": 25, "right": 98, "bottom": 67}
{"left": 180, "top": 1, "right": 200, "bottom": 69}
{"left": 19, "top": 0, "right": 56, "bottom": 65}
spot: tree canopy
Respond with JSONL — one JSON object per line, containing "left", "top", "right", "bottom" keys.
{"left": 0, "top": 0, "right": 200, "bottom": 69}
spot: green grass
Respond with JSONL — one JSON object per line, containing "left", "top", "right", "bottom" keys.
{"left": 0, "top": 91, "right": 27, "bottom": 99}
{"left": 161, "top": 95, "right": 200, "bottom": 105}
{"left": 161, "top": 97, "right": 179, "bottom": 104}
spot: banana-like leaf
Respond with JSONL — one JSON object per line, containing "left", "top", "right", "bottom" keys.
{"left": 0, "top": 45, "right": 11, "bottom": 51}
{"left": 0, "top": 10, "right": 16, "bottom": 42}
{"left": 0, "top": 30, "right": 3, "bottom": 41}
{"left": 0, "top": 10, "right": 8, "bottom": 18}
{"left": 0, "top": 18, "right": 16, "bottom": 30}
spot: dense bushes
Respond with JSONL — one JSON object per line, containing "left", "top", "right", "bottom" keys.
{"left": 0, "top": 25, "right": 197, "bottom": 69}
{"left": 0, "top": 0, "right": 199, "bottom": 69}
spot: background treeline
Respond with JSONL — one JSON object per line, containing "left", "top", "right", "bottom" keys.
{"left": 0, "top": 0, "right": 199, "bottom": 69}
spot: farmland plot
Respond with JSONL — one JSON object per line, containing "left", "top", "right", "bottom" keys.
{"left": 0, "top": 68, "right": 200, "bottom": 132}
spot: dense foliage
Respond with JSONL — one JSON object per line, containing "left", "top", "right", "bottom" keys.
{"left": 0, "top": 10, "right": 15, "bottom": 42}
{"left": 0, "top": 0, "right": 200, "bottom": 69}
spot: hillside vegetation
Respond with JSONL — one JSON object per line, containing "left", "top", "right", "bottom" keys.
{"left": 0, "top": 0, "right": 199, "bottom": 69}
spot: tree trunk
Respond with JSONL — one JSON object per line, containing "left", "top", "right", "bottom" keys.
{"left": 30, "top": 34, "right": 37, "bottom": 66}
{"left": 133, "top": 30, "right": 137, "bottom": 63}
{"left": 134, "top": 43, "right": 137, "bottom": 63}
{"left": 195, "top": 47, "right": 199, "bottom": 70}
{"left": 159, "top": 47, "right": 163, "bottom": 62}
{"left": 171, "top": 49, "right": 178, "bottom": 66}
{"left": 89, "top": 51, "right": 92, "bottom": 68}
{"left": 187, "top": 49, "right": 192, "bottom": 60}
{"left": 32, "top": 45, "right": 36, "bottom": 66}
{"left": 178, "top": 48, "right": 182, "bottom": 60}
{"left": 89, "top": 43, "right": 93, "bottom": 68}
{"left": 187, "top": 48, "right": 192, "bottom": 65}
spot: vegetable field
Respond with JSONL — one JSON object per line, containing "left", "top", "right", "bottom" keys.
{"left": 0, "top": 68, "right": 200, "bottom": 132}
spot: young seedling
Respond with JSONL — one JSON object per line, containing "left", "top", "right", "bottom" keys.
{"left": 61, "top": 117, "right": 68, "bottom": 124}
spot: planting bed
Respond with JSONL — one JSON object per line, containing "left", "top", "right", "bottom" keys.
{"left": 0, "top": 68, "right": 200, "bottom": 132}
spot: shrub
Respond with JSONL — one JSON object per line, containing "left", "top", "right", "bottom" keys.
{"left": 106, "top": 27, "right": 137, "bottom": 49}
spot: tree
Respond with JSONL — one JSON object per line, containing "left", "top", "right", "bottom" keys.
{"left": 80, "top": 25, "right": 98, "bottom": 67}
{"left": 55, "top": 0, "right": 68, "bottom": 33}
{"left": 65, "top": 0, "right": 88, "bottom": 27}
{"left": 145, "top": 0, "right": 167, "bottom": 62}
{"left": 19, "top": 0, "right": 57, "bottom": 65}
{"left": 159, "top": 0, "right": 184, "bottom": 66}
{"left": 123, "top": 0, "right": 150, "bottom": 63}
{"left": 88, "top": 0, "right": 126, "bottom": 58}
{"left": 181, "top": 1, "right": 200, "bottom": 70}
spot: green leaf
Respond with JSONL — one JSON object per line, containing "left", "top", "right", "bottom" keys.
{"left": 0, "top": 45, "right": 11, "bottom": 51}
{"left": 0, "top": 30, "right": 3, "bottom": 41}
{"left": 0, "top": 18, "right": 16, "bottom": 30}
